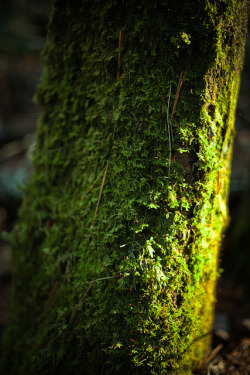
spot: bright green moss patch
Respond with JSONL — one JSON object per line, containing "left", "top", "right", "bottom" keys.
{"left": 0, "top": 1, "right": 249, "bottom": 374}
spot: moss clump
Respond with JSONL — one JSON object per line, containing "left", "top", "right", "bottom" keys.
{"left": 0, "top": 1, "right": 249, "bottom": 374}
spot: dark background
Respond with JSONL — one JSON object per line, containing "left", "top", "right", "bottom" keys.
{"left": 0, "top": 0, "right": 50, "bottom": 331}
{"left": 0, "top": 2, "right": 249, "bottom": 373}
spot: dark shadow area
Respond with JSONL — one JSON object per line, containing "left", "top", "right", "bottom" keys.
{"left": 0, "top": 0, "right": 50, "bottom": 338}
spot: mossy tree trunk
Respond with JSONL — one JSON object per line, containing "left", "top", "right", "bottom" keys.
{"left": 0, "top": 1, "right": 249, "bottom": 374}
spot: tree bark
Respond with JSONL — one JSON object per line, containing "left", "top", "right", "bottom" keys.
{"left": 1, "top": 1, "right": 249, "bottom": 374}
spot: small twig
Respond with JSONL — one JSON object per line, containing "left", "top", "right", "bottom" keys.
{"left": 167, "top": 84, "right": 173, "bottom": 141}
{"left": 56, "top": 265, "right": 135, "bottom": 297}
{"left": 70, "top": 281, "right": 95, "bottom": 322}
{"left": 78, "top": 272, "right": 129, "bottom": 307}
{"left": 78, "top": 281, "right": 95, "bottom": 305}
{"left": 48, "top": 146, "right": 65, "bottom": 153}
{"left": 94, "top": 162, "right": 109, "bottom": 217}
{"left": 79, "top": 268, "right": 135, "bottom": 302}
{"left": 81, "top": 268, "right": 133, "bottom": 299}
{"left": 137, "top": 353, "right": 147, "bottom": 362}
{"left": 129, "top": 110, "right": 138, "bottom": 122}
{"left": 90, "top": 273, "right": 125, "bottom": 283}
{"left": 116, "top": 29, "right": 123, "bottom": 81}
{"left": 206, "top": 343, "right": 223, "bottom": 364}
{"left": 166, "top": 85, "right": 172, "bottom": 175}
{"left": 170, "top": 71, "right": 184, "bottom": 124}
{"left": 226, "top": 353, "right": 242, "bottom": 365}
{"left": 76, "top": 167, "right": 106, "bottom": 208}
{"left": 217, "top": 170, "right": 220, "bottom": 195}
{"left": 70, "top": 271, "right": 127, "bottom": 321}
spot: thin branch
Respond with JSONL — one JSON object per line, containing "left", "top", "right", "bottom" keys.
{"left": 116, "top": 29, "right": 123, "bottom": 81}
{"left": 76, "top": 167, "right": 106, "bottom": 208}
{"left": 170, "top": 71, "right": 184, "bottom": 124}
{"left": 167, "top": 84, "right": 173, "bottom": 141}
{"left": 94, "top": 162, "right": 109, "bottom": 217}
{"left": 78, "top": 281, "right": 95, "bottom": 305}
{"left": 70, "top": 270, "right": 128, "bottom": 321}
{"left": 217, "top": 170, "right": 220, "bottom": 195}
{"left": 70, "top": 281, "right": 95, "bottom": 322}
{"left": 166, "top": 85, "right": 172, "bottom": 175}
{"left": 77, "top": 270, "right": 131, "bottom": 305}
{"left": 89, "top": 272, "right": 124, "bottom": 283}
{"left": 206, "top": 343, "right": 223, "bottom": 364}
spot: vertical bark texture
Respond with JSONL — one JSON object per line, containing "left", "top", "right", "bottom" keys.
{"left": 0, "top": 1, "right": 249, "bottom": 374}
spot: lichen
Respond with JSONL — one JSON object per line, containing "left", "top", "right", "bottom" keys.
{"left": 0, "top": 1, "right": 249, "bottom": 374}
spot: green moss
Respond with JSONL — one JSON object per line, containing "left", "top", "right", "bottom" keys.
{"left": 0, "top": 1, "right": 249, "bottom": 374}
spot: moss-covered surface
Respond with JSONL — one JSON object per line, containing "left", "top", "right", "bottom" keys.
{"left": 0, "top": 1, "right": 249, "bottom": 374}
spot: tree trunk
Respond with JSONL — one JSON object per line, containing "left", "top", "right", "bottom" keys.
{"left": 0, "top": 1, "right": 249, "bottom": 374}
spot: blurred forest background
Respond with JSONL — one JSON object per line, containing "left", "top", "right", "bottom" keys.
{"left": 0, "top": 0, "right": 50, "bottom": 332}
{"left": 0, "top": 2, "right": 250, "bottom": 373}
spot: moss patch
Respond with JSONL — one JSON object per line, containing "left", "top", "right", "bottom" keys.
{"left": 0, "top": 1, "right": 249, "bottom": 374}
